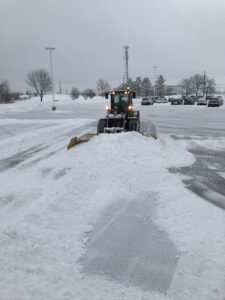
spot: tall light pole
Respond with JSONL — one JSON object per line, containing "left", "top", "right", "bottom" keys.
{"left": 203, "top": 70, "right": 206, "bottom": 97}
{"left": 123, "top": 46, "right": 129, "bottom": 86}
{"left": 152, "top": 65, "right": 158, "bottom": 100}
{"left": 45, "top": 47, "right": 56, "bottom": 111}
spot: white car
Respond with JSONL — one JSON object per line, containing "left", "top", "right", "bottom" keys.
{"left": 156, "top": 98, "right": 168, "bottom": 104}
{"left": 197, "top": 97, "right": 207, "bottom": 105}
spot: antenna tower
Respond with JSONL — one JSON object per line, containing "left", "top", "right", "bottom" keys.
{"left": 123, "top": 45, "right": 129, "bottom": 85}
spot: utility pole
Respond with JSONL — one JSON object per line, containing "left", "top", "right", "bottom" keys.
{"left": 152, "top": 66, "right": 158, "bottom": 99}
{"left": 123, "top": 46, "right": 129, "bottom": 86}
{"left": 59, "top": 80, "right": 62, "bottom": 94}
{"left": 203, "top": 71, "right": 206, "bottom": 97}
{"left": 45, "top": 47, "right": 56, "bottom": 111}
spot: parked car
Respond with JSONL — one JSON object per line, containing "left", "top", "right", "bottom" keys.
{"left": 170, "top": 98, "right": 182, "bottom": 105}
{"left": 141, "top": 97, "right": 153, "bottom": 105}
{"left": 151, "top": 96, "right": 158, "bottom": 103}
{"left": 197, "top": 97, "right": 207, "bottom": 105}
{"left": 218, "top": 96, "right": 224, "bottom": 106}
{"left": 183, "top": 97, "right": 195, "bottom": 105}
{"left": 208, "top": 97, "right": 220, "bottom": 107}
{"left": 156, "top": 97, "right": 168, "bottom": 103}
{"left": 190, "top": 95, "right": 198, "bottom": 102}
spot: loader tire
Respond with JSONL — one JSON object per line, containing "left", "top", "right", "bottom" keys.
{"left": 136, "top": 121, "right": 140, "bottom": 132}
{"left": 128, "top": 120, "right": 137, "bottom": 131}
{"left": 97, "top": 119, "right": 107, "bottom": 134}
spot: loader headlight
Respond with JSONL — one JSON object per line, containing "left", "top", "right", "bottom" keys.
{"left": 105, "top": 105, "right": 109, "bottom": 111}
{"left": 128, "top": 105, "right": 133, "bottom": 111}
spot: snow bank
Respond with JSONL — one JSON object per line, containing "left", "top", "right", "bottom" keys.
{"left": 0, "top": 94, "right": 108, "bottom": 114}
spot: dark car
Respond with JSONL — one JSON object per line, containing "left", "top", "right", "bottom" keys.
{"left": 183, "top": 97, "right": 195, "bottom": 105}
{"left": 170, "top": 98, "right": 182, "bottom": 105}
{"left": 208, "top": 97, "right": 220, "bottom": 107}
{"left": 151, "top": 96, "right": 158, "bottom": 103}
{"left": 141, "top": 97, "right": 153, "bottom": 105}
{"left": 218, "top": 96, "right": 224, "bottom": 106}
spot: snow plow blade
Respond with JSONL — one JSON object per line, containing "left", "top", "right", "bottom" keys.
{"left": 142, "top": 131, "right": 157, "bottom": 139}
{"left": 67, "top": 130, "right": 156, "bottom": 150}
{"left": 67, "top": 133, "right": 97, "bottom": 150}
{"left": 141, "top": 121, "right": 157, "bottom": 140}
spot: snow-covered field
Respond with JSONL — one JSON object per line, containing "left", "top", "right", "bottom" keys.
{"left": 0, "top": 95, "right": 225, "bottom": 300}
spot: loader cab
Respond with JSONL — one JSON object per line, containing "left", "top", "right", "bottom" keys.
{"left": 98, "top": 89, "right": 139, "bottom": 134}
{"left": 105, "top": 89, "right": 136, "bottom": 114}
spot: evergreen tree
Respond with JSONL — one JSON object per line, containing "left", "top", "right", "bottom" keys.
{"left": 134, "top": 77, "right": 142, "bottom": 97}
{"left": 156, "top": 75, "right": 166, "bottom": 97}
{"left": 142, "top": 77, "right": 152, "bottom": 96}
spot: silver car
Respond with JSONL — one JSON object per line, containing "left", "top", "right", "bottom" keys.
{"left": 197, "top": 97, "right": 207, "bottom": 105}
{"left": 141, "top": 97, "right": 153, "bottom": 105}
{"left": 156, "top": 97, "right": 168, "bottom": 104}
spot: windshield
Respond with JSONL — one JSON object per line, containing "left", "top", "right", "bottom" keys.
{"left": 113, "top": 93, "right": 129, "bottom": 104}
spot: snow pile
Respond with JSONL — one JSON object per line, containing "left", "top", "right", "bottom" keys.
{"left": 0, "top": 131, "right": 225, "bottom": 299}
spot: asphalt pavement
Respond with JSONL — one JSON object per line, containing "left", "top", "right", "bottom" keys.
{"left": 82, "top": 196, "right": 179, "bottom": 294}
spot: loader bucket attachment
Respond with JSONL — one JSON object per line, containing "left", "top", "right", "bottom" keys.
{"left": 142, "top": 132, "right": 157, "bottom": 139}
{"left": 67, "top": 133, "right": 96, "bottom": 150}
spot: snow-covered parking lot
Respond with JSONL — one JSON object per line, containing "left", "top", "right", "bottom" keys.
{"left": 0, "top": 95, "right": 225, "bottom": 300}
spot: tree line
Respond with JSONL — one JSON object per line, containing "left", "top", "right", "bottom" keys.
{"left": 71, "top": 79, "right": 111, "bottom": 100}
{"left": 0, "top": 68, "right": 218, "bottom": 103}
{"left": 0, "top": 80, "right": 21, "bottom": 103}
{"left": 180, "top": 74, "right": 215, "bottom": 97}
{"left": 118, "top": 76, "right": 166, "bottom": 97}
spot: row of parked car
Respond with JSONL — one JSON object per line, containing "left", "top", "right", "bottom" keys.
{"left": 170, "top": 96, "right": 223, "bottom": 107}
{"left": 141, "top": 95, "right": 224, "bottom": 107}
{"left": 141, "top": 97, "right": 167, "bottom": 105}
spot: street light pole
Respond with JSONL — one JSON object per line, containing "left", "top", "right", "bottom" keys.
{"left": 152, "top": 66, "right": 158, "bottom": 100}
{"left": 45, "top": 47, "right": 56, "bottom": 111}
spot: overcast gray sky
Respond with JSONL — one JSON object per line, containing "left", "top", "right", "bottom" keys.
{"left": 1, "top": 0, "right": 225, "bottom": 92}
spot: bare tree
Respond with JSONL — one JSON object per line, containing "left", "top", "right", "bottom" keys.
{"left": 82, "top": 89, "right": 96, "bottom": 99}
{"left": 180, "top": 74, "right": 216, "bottom": 97}
{"left": 190, "top": 74, "right": 204, "bottom": 97}
{"left": 70, "top": 87, "right": 80, "bottom": 100}
{"left": 204, "top": 77, "right": 216, "bottom": 96}
{"left": 179, "top": 78, "right": 193, "bottom": 96}
{"left": 0, "top": 80, "right": 11, "bottom": 102}
{"left": 96, "top": 79, "right": 111, "bottom": 97}
{"left": 26, "top": 69, "right": 52, "bottom": 102}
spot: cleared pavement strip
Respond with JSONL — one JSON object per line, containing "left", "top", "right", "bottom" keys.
{"left": 82, "top": 196, "right": 179, "bottom": 293}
